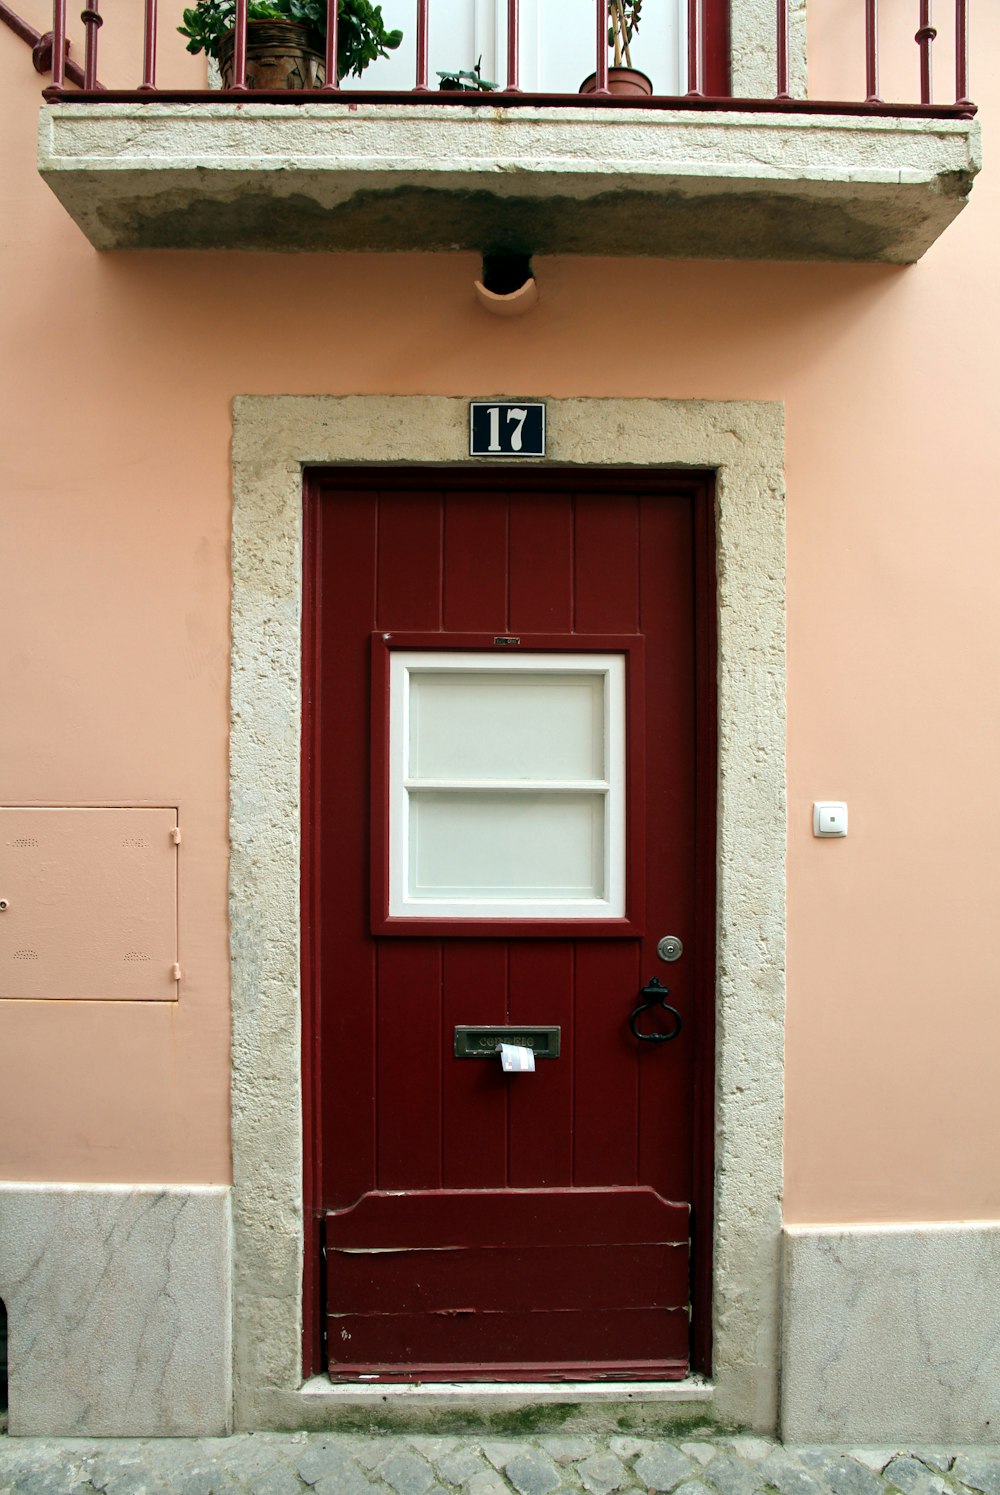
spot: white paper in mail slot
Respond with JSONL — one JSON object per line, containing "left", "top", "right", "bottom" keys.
{"left": 499, "top": 1043, "right": 535, "bottom": 1073}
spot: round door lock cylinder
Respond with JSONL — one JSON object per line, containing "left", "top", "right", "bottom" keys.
{"left": 656, "top": 934, "right": 683, "bottom": 963}
{"left": 0, "top": 898, "right": 8, "bottom": 911}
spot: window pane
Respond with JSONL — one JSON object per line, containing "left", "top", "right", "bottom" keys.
{"left": 409, "top": 791, "right": 605, "bottom": 899}
{"left": 339, "top": 0, "right": 687, "bottom": 96}
{"left": 388, "top": 649, "right": 626, "bottom": 920}
{"left": 409, "top": 672, "right": 605, "bottom": 782}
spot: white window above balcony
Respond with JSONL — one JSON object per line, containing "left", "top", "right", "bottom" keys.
{"left": 339, "top": 0, "right": 688, "bottom": 96}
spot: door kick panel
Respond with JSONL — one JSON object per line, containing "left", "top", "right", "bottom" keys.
{"left": 324, "top": 1188, "right": 690, "bottom": 1382}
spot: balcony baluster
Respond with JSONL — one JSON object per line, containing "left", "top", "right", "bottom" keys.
{"left": 916, "top": 0, "right": 936, "bottom": 105}
{"left": 414, "top": 0, "right": 429, "bottom": 90}
{"left": 81, "top": 0, "right": 100, "bottom": 90}
{"left": 686, "top": 0, "right": 703, "bottom": 97}
{"left": 506, "top": 0, "right": 519, "bottom": 91}
{"left": 955, "top": 0, "right": 970, "bottom": 106}
{"left": 231, "top": 0, "right": 248, "bottom": 90}
{"left": 592, "top": 0, "right": 608, "bottom": 95}
{"left": 775, "top": 0, "right": 790, "bottom": 99}
{"left": 865, "top": 0, "right": 880, "bottom": 103}
{"left": 140, "top": 0, "right": 157, "bottom": 91}
{"left": 50, "top": 0, "right": 66, "bottom": 87}
{"left": 322, "top": 0, "right": 340, "bottom": 89}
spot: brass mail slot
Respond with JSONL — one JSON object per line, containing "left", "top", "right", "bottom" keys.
{"left": 454, "top": 1026, "right": 561, "bottom": 1059}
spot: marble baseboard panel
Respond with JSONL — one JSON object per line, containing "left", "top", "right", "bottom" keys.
{"left": 781, "top": 1222, "right": 1000, "bottom": 1444}
{"left": 0, "top": 1184, "right": 232, "bottom": 1437}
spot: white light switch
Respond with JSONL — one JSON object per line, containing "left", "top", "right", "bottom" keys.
{"left": 813, "top": 801, "right": 848, "bottom": 837}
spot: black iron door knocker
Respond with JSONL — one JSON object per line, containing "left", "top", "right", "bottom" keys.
{"left": 629, "top": 976, "right": 683, "bottom": 1044}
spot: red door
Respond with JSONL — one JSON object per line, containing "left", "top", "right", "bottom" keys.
{"left": 303, "top": 468, "right": 715, "bottom": 1381}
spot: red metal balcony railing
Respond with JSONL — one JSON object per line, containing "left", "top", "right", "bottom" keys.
{"left": 0, "top": 1, "right": 85, "bottom": 87}
{"left": 25, "top": 0, "right": 974, "bottom": 118}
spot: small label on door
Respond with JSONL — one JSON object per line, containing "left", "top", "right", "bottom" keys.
{"left": 470, "top": 402, "right": 546, "bottom": 458}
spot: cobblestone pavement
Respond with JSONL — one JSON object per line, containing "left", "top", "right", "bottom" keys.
{"left": 2, "top": 1430, "right": 1000, "bottom": 1495}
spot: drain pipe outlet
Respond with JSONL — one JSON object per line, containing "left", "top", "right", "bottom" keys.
{"left": 475, "top": 252, "right": 538, "bottom": 317}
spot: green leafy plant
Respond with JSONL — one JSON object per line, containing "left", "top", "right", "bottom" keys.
{"left": 178, "top": 0, "right": 403, "bottom": 80}
{"left": 608, "top": 0, "right": 641, "bottom": 67}
{"left": 436, "top": 57, "right": 497, "bottom": 92}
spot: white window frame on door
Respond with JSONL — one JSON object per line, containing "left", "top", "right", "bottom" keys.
{"left": 387, "top": 650, "right": 627, "bottom": 920}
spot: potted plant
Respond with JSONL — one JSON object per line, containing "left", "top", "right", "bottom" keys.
{"left": 437, "top": 58, "right": 497, "bottom": 93}
{"left": 179, "top": 0, "right": 403, "bottom": 90}
{"left": 579, "top": 0, "right": 652, "bottom": 97}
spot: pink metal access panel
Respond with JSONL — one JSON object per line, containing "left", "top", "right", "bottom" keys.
{"left": 0, "top": 806, "right": 180, "bottom": 1000}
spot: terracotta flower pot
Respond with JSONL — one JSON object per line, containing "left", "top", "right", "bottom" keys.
{"left": 220, "top": 20, "right": 325, "bottom": 89}
{"left": 578, "top": 67, "right": 653, "bottom": 97}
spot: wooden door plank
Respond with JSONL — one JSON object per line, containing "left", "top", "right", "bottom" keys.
{"left": 377, "top": 489, "right": 443, "bottom": 632}
{"left": 329, "top": 1356, "right": 690, "bottom": 1382}
{"left": 374, "top": 488, "right": 445, "bottom": 1190}
{"left": 441, "top": 940, "right": 508, "bottom": 1189}
{"left": 572, "top": 942, "right": 642, "bottom": 1186}
{"left": 637, "top": 493, "right": 696, "bottom": 1192}
{"left": 509, "top": 492, "right": 573, "bottom": 632}
{"left": 328, "top": 1241, "right": 689, "bottom": 1313}
{"left": 376, "top": 939, "right": 444, "bottom": 1190}
{"left": 443, "top": 491, "right": 508, "bottom": 631}
{"left": 327, "top": 1305, "right": 690, "bottom": 1367}
{"left": 315, "top": 490, "right": 379, "bottom": 1209}
{"left": 507, "top": 942, "right": 574, "bottom": 1187}
{"left": 574, "top": 492, "right": 640, "bottom": 634}
{"left": 327, "top": 1186, "right": 688, "bottom": 1248}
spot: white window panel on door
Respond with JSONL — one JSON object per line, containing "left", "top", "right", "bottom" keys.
{"left": 389, "top": 651, "right": 626, "bottom": 919}
{"left": 409, "top": 671, "right": 605, "bottom": 780}
{"left": 341, "top": 0, "right": 686, "bottom": 95}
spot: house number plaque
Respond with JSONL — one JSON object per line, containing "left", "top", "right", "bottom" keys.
{"left": 470, "top": 402, "right": 546, "bottom": 458}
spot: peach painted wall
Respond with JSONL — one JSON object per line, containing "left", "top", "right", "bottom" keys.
{"left": 1, "top": 2, "right": 997, "bottom": 1215}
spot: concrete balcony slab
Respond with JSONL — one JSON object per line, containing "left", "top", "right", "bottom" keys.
{"left": 38, "top": 101, "right": 980, "bottom": 262}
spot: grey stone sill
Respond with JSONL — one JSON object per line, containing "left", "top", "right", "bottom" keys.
{"left": 242, "top": 1376, "right": 717, "bottom": 1433}
{"left": 38, "top": 102, "right": 981, "bottom": 261}
{"left": 300, "top": 1375, "right": 715, "bottom": 1404}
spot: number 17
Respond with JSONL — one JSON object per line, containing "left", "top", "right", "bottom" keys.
{"left": 487, "top": 406, "right": 529, "bottom": 453}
